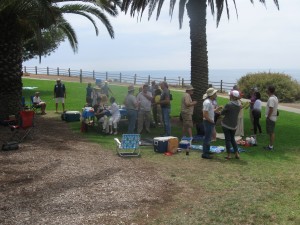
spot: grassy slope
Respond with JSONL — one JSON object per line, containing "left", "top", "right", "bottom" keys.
{"left": 22, "top": 78, "right": 300, "bottom": 224}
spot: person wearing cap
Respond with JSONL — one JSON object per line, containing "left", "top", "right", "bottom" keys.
{"left": 220, "top": 90, "right": 241, "bottom": 159}
{"left": 180, "top": 85, "right": 197, "bottom": 154}
{"left": 159, "top": 81, "right": 171, "bottom": 136}
{"left": 137, "top": 83, "right": 153, "bottom": 134}
{"left": 202, "top": 87, "right": 222, "bottom": 159}
{"left": 101, "top": 81, "right": 113, "bottom": 97}
{"left": 32, "top": 92, "right": 46, "bottom": 115}
{"left": 124, "top": 85, "right": 139, "bottom": 133}
{"left": 264, "top": 85, "right": 279, "bottom": 151}
{"left": 54, "top": 78, "right": 66, "bottom": 112}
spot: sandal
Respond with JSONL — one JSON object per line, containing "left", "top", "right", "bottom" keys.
{"left": 235, "top": 155, "right": 240, "bottom": 159}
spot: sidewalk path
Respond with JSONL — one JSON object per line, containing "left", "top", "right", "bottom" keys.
{"left": 219, "top": 94, "right": 300, "bottom": 114}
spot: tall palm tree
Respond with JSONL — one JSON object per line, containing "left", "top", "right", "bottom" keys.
{"left": 0, "top": 0, "right": 119, "bottom": 120}
{"left": 122, "top": 0, "right": 279, "bottom": 122}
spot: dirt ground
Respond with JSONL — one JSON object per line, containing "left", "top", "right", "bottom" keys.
{"left": 0, "top": 115, "right": 174, "bottom": 225}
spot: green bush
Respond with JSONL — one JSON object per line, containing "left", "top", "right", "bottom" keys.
{"left": 237, "top": 72, "right": 300, "bottom": 102}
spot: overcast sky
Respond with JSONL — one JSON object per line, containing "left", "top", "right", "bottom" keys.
{"left": 24, "top": 0, "right": 300, "bottom": 72}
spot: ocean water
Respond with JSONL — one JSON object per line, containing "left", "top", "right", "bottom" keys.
{"left": 108, "top": 68, "right": 300, "bottom": 84}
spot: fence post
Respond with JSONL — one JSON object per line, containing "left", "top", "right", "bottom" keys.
{"left": 24, "top": 66, "right": 27, "bottom": 73}
{"left": 35, "top": 66, "right": 37, "bottom": 75}
{"left": 178, "top": 76, "right": 181, "bottom": 86}
{"left": 47, "top": 67, "right": 49, "bottom": 75}
{"left": 57, "top": 67, "right": 59, "bottom": 76}
{"left": 119, "top": 73, "right": 122, "bottom": 83}
{"left": 93, "top": 70, "right": 95, "bottom": 80}
{"left": 106, "top": 72, "right": 108, "bottom": 81}
{"left": 164, "top": 76, "right": 166, "bottom": 82}
{"left": 220, "top": 80, "right": 223, "bottom": 92}
{"left": 134, "top": 74, "right": 137, "bottom": 85}
{"left": 68, "top": 68, "right": 71, "bottom": 77}
{"left": 148, "top": 75, "right": 150, "bottom": 84}
{"left": 182, "top": 78, "right": 184, "bottom": 88}
{"left": 80, "top": 69, "right": 82, "bottom": 83}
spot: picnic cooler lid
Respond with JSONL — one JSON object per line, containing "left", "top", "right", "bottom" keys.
{"left": 153, "top": 136, "right": 178, "bottom": 153}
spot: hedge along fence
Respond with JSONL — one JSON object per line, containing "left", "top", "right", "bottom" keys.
{"left": 23, "top": 66, "right": 236, "bottom": 92}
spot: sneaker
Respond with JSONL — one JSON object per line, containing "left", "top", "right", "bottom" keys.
{"left": 263, "top": 146, "right": 273, "bottom": 150}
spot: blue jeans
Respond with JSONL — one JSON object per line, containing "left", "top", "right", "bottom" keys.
{"left": 203, "top": 120, "right": 214, "bottom": 156}
{"left": 222, "top": 126, "right": 238, "bottom": 154}
{"left": 127, "top": 109, "right": 137, "bottom": 134}
{"left": 161, "top": 107, "right": 171, "bottom": 136}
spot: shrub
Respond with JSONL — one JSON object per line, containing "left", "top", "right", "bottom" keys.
{"left": 237, "top": 72, "right": 300, "bottom": 102}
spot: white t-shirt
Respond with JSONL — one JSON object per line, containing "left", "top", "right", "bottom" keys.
{"left": 253, "top": 99, "right": 262, "bottom": 111}
{"left": 203, "top": 98, "right": 214, "bottom": 121}
{"left": 266, "top": 95, "right": 278, "bottom": 121}
{"left": 33, "top": 96, "right": 41, "bottom": 104}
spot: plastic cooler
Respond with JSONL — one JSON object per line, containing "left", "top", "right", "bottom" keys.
{"left": 153, "top": 136, "right": 178, "bottom": 153}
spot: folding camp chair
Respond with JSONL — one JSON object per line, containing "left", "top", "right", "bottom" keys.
{"left": 10, "top": 110, "right": 35, "bottom": 143}
{"left": 114, "top": 134, "right": 141, "bottom": 157}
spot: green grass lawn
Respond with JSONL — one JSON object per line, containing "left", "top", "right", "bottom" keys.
{"left": 22, "top": 78, "right": 300, "bottom": 224}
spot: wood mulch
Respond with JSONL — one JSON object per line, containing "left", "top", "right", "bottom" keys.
{"left": 0, "top": 114, "right": 174, "bottom": 225}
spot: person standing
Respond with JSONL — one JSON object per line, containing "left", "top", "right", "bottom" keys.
{"left": 221, "top": 90, "right": 241, "bottom": 160}
{"left": 249, "top": 87, "right": 258, "bottom": 130}
{"left": 101, "top": 81, "right": 113, "bottom": 97}
{"left": 54, "top": 78, "right": 66, "bottom": 113}
{"left": 232, "top": 85, "right": 245, "bottom": 137}
{"left": 202, "top": 88, "right": 222, "bottom": 159}
{"left": 124, "top": 85, "right": 139, "bottom": 134}
{"left": 264, "top": 85, "right": 279, "bottom": 150}
{"left": 252, "top": 92, "right": 262, "bottom": 135}
{"left": 86, "top": 83, "right": 93, "bottom": 106}
{"left": 159, "top": 81, "right": 171, "bottom": 136}
{"left": 181, "top": 85, "right": 197, "bottom": 138}
{"left": 137, "top": 83, "right": 153, "bottom": 134}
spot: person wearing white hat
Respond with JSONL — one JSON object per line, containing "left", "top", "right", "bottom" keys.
{"left": 124, "top": 85, "right": 139, "bottom": 133}
{"left": 180, "top": 85, "right": 197, "bottom": 155}
{"left": 33, "top": 91, "right": 47, "bottom": 115}
{"left": 220, "top": 90, "right": 241, "bottom": 159}
{"left": 202, "top": 87, "right": 222, "bottom": 159}
{"left": 101, "top": 80, "right": 113, "bottom": 97}
{"left": 54, "top": 78, "right": 66, "bottom": 112}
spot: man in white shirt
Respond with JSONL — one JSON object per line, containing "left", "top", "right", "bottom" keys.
{"left": 202, "top": 88, "right": 222, "bottom": 159}
{"left": 264, "top": 85, "right": 279, "bottom": 150}
{"left": 33, "top": 92, "right": 46, "bottom": 115}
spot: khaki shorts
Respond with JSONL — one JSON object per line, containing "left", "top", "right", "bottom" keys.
{"left": 266, "top": 118, "right": 275, "bottom": 134}
{"left": 181, "top": 112, "right": 193, "bottom": 129}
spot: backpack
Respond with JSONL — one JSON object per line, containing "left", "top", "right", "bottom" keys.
{"left": 169, "top": 92, "right": 173, "bottom": 101}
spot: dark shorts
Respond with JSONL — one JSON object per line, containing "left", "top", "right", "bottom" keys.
{"left": 266, "top": 118, "right": 275, "bottom": 134}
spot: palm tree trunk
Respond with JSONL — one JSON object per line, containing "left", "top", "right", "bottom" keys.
{"left": 187, "top": 0, "right": 208, "bottom": 123}
{"left": 0, "top": 15, "right": 23, "bottom": 121}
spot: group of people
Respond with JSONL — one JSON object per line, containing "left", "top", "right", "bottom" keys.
{"left": 201, "top": 85, "right": 279, "bottom": 160}
{"left": 123, "top": 81, "right": 172, "bottom": 136}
